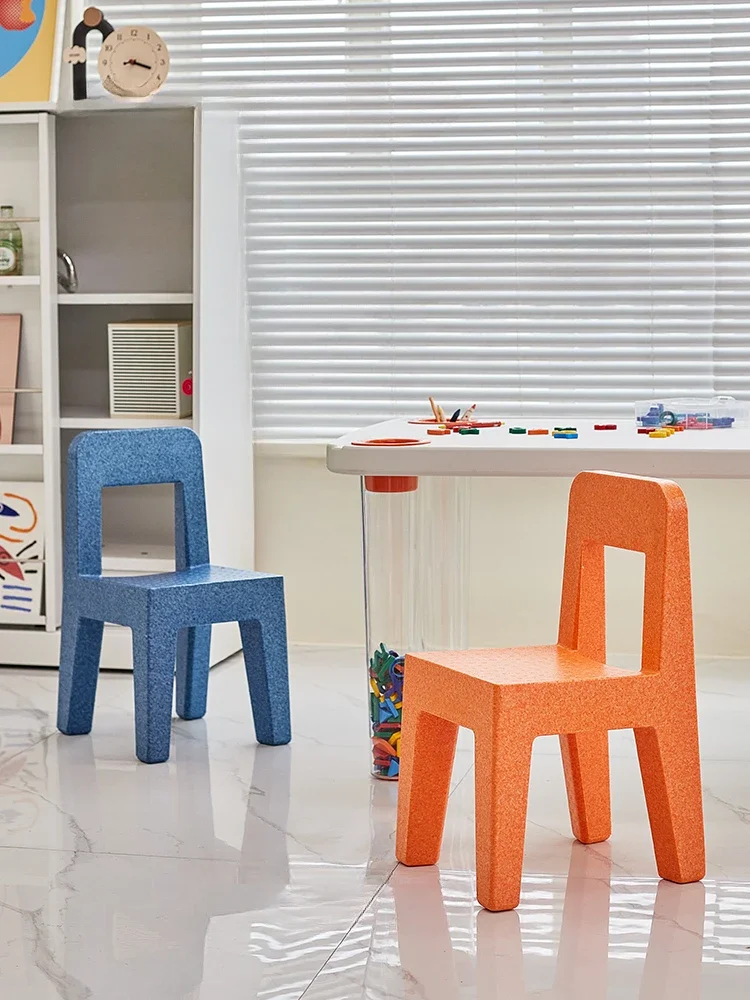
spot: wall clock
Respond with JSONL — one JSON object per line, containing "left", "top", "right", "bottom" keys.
{"left": 98, "top": 25, "right": 170, "bottom": 98}
{"left": 64, "top": 6, "right": 169, "bottom": 100}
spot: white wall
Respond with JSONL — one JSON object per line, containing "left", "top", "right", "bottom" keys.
{"left": 255, "top": 453, "right": 750, "bottom": 658}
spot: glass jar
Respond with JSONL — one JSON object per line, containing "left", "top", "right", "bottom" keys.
{"left": 0, "top": 206, "right": 23, "bottom": 277}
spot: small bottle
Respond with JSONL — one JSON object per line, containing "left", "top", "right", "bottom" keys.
{"left": 0, "top": 206, "right": 23, "bottom": 277}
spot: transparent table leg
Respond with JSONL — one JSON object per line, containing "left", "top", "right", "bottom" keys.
{"left": 361, "top": 475, "right": 469, "bottom": 779}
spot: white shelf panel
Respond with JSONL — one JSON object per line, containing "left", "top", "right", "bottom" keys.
{"left": 102, "top": 542, "right": 175, "bottom": 575}
{"left": 59, "top": 408, "right": 192, "bottom": 430}
{"left": 0, "top": 275, "right": 40, "bottom": 286}
{"left": 0, "top": 444, "right": 43, "bottom": 455}
{"left": 0, "top": 622, "right": 241, "bottom": 670}
{"left": 58, "top": 292, "right": 193, "bottom": 306}
{"left": 0, "top": 614, "right": 46, "bottom": 628}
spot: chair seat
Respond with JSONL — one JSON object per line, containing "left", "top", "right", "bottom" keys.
{"left": 410, "top": 644, "right": 636, "bottom": 687}
{"left": 75, "top": 566, "right": 284, "bottom": 633}
{"left": 89, "top": 564, "right": 272, "bottom": 591}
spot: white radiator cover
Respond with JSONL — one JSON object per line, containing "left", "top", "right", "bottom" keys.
{"left": 108, "top": 321, "right": 193, "bottom": 419}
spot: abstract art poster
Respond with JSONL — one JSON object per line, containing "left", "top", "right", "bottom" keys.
{"left": 0, "top": 481, "right": 43, "bottom": 622}
{"left": 0, "top": 0, "right": 63, "bottom": 106}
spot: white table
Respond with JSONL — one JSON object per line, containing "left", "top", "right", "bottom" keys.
{"left": 327, "top": 418, "right": 750, "bottom": 480}
{"left": 326, "top": 416, "right": 750, "bottom": 779}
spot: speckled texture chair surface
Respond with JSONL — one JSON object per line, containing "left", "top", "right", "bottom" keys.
{"left": 57, "top": 427, "right": 291, "bottom": 764}
{"left": 396, "top": 470, "right": 705, "bottom": 912}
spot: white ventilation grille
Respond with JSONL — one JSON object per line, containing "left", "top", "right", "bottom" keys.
{"left": 108, "top": 323, "right": 192, "bottom": 418}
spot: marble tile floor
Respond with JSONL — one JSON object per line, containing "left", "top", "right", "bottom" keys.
{"left": 0, "top": 647, "right": 748, "bottom": 998}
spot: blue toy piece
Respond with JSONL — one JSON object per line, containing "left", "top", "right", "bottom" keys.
{"left": 57, "top": 428, "right": 291, "bottom": 764}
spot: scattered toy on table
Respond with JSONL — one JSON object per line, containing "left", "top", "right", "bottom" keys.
{"left": 553, "top": 427, "right": 578, "bottom": 439}
{"left": 636, "top": 399, "right": 738, "bottom": 431}
{"left": 369, "top": 643, "right": 405, "bottom": 779}
{"left": 459, "top": 427, "right": 480, "bottom": 435}
{"left": 509, "top": 427, "right": 526, "bottom": 434}
{"left": 427, "top": 427, "right": 451, "bottom": 436}
{"left": 637, "top": 427, "right": 652, "bottom": 434}
{"left": 413, "top": 399, "right": 504, "bottom": 428}
{"left": 649, "top": 427, "right": 677, "bottom": 438}
{"left": 528, "top": 428, "right": 549, "bottom": 435}
{"left": 594, "top": 424, "right": 617, "bottom": 430}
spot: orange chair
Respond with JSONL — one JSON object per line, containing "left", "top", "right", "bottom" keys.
{"left": 396, "top": 470, "right": 705, "bottom": 911}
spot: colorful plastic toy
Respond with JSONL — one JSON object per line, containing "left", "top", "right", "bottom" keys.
{"left": 594, "top": 424, "right": 617, "bottom": 430}
{"left": 369, "top": 643, "right": 405, "bottom": 779}
{"left": 396, "top": 471, "right": 705, "bottom": 911}
{"left": 57, "top": 427, "right": 292, "bottom": 764}
{"left": 528, "top": 428, "right": 549, "bottom": 435}
{"left": 509, "top": 427, "right": 526, "bottom": 434}
{"left": 649, "top": 428, "right": 676, "bottom": 438}
{"left": 635, "top": 397, "right": 744, "bottom": 430}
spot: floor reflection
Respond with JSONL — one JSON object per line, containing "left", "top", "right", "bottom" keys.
{"left": 55, "top": 727, "right": 292, "bottom": 998}
{"left": 379, "top": 845, "right": 715, "bottom": 999}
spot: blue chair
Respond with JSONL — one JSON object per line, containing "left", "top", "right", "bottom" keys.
{"left": 57, "top": 427, "right": 291, "bottom": 764}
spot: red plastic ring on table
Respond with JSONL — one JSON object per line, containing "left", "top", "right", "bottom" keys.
{"left": 351, "top": 437, "right": 430, "bottom": 447}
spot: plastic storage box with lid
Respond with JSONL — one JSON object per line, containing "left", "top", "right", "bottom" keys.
{"left": 635, "top": 396, "right": 748, "bottom": 430}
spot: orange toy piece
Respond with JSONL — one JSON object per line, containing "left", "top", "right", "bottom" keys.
{"left": 396, "top": 470, "right": 705, "bottom": 912}
{"left": 527, "top": 428, "right": 549, "bottom": 435}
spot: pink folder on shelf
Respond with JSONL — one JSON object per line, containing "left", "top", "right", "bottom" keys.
{"left": 0, "top": 315, "right": 21, "bottom": 445}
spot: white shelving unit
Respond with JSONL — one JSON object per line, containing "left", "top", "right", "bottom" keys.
{"left": 59, "top": 293, "right": 194, "bottom": 305}
{"left": 0, "top": 104, "right": 252, "bottom": 669}
{"left": 0, "top": 276, "right": 41, "bottom": 286}
{"left": 59, "top": 409, "right": 192, "bottom": 430}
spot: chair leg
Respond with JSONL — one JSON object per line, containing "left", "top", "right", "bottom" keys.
{"left": 634, "top": 722, "right": 706, "bottom": 883}
{"left": 132, "top": 627, "right": 178, "bottom": 764}
{"left": 560, "top": 731, "right": 612, "bottom": 844}
{"left": 239, "top": 618, "right": 291, "bottom": 746}
{"left": 57, "top": 609, "right": 104, "bottom": 736}
{"left": 396, "top": 708, "right": 458, "bottom": 867}
{"left": 474, "top": 724, "right": 534, "bottom": 911}
{"left": 175, "top": 625, "right": 212, "bottom": 720}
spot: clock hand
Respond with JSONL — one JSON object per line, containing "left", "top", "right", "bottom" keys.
{"left": 124, "top": 58, "right": 152, "bottom": 70}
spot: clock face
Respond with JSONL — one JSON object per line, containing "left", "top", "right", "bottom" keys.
{"left": 98, "top": 26, "right": 170, "bottom": 98}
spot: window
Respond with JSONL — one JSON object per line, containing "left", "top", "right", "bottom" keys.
{"left": 101, "top": 2, "right": 750, "bottom": 441}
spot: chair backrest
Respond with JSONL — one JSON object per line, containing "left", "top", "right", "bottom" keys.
{"left": 66, "top": 427, "right": 209, "bottom": 577}
{"left": 558, "top": 470, "right": 693, "bottom": 678}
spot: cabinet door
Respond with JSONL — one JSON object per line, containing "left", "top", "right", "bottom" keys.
{"left": 194, "top": 108, "right": 253, "bottom": 569}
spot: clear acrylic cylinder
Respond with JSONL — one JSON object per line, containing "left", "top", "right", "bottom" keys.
{"left": 362, "top": 475, "right": 468, "bottom": 779}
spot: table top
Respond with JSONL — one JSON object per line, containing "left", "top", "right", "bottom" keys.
{"left": 326, "top": 419, "right": 750, "bottom": 478}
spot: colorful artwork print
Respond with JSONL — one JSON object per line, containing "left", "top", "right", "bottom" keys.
{"left": 0, "top": 481, "right": 43, "bottom": 622}
{"left": 0, "top": 0, "right": 59, "bottom": 104}
{"left": 369, "top": 643, "right": 404, "bottom": 779}
{"left": 0, "top": 0, "right": 42, "bottom": 76}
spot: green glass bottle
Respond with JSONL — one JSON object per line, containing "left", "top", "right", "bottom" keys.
{"left": 0, "top": 206, "right": 23, "bottom": 277}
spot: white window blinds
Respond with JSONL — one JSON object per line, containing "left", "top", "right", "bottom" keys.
{"left": 99, "top": 1, "right": 749, "bottom": 441}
